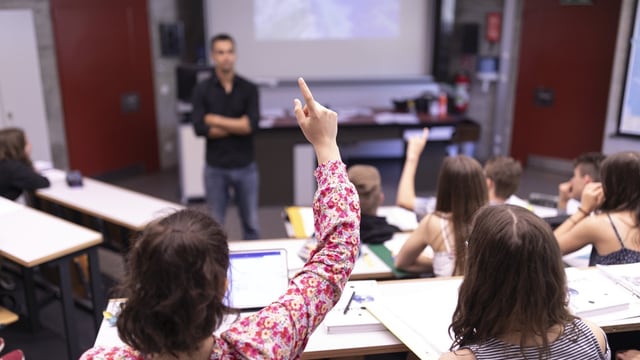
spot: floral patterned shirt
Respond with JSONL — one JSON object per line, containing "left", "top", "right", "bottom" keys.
{"left": 80, "top": 160, "right": 360, "bottom": 360}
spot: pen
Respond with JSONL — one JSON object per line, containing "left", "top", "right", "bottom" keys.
{"left": 343, "top": 291, "right": 356, "bottom": 315}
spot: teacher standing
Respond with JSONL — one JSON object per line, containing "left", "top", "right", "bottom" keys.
{"left": 192, "top": 33, "right": 260, "bottom": 240}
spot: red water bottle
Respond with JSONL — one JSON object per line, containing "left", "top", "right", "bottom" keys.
{"left": 438, "top": 92, "right": 448, "bottom": 118}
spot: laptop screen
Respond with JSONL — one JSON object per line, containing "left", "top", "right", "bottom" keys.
{"left": 225, "top": 249, "right": 289, "bottom": 310}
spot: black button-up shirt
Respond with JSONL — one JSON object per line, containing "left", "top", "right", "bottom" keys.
{"left": 191, "top": 72, "right": 260, "bottom": 168}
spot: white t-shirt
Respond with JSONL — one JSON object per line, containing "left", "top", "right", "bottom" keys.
{"left": 506, "top": 195, "right": 530, "bottom": 209}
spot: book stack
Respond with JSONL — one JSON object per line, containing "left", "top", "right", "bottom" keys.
{"left": 566, "top": 267, "right": 640, "bottom": 321}
{"left": 323, "top": 280, "right": 386, "bottom": 334}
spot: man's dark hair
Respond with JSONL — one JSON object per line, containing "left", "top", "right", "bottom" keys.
{"left": 574, "top": 152, "right": 606, "bottom": 181}
{"left": 210, "top": 33, "right": 235, "bottom": 50}
{"left": 484, "top": 156, "right": 523, "bottom": 199}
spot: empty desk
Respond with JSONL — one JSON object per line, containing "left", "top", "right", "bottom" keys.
{"left": 0, "top": 197, "right": 104, "bottom": 359}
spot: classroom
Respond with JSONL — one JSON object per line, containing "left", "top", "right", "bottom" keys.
{"left": 1, "top": 0, "right": 640, "bottom": 359}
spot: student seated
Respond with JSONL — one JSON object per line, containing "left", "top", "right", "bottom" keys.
{"left": 555, "top": 151, "right": 640, "bottom": 265}
{"left": 396, "top": 130, "right": 524, "bottom": 220}
{"left": 558, "top": 152, "right": 605, "bottom": 215}
{"left": 483, "top": 156, "right": 527, "bottom": 207}
{"left": 80, "top": 78, "right": 361, "bottom": 359}
{"left": 441, "top": 205, "right": 610, "bottom": 360}
{"left": 0, "top": 127, "right": 50, "bottom": 201}
{"left": 394, "top": 155, "right": 487, "bottom": 276}
{"left": 347, "top": 164, "right": 400, "bottom": 244}
{"left": 0, "top": 127, "right": 49, "bottom": 291}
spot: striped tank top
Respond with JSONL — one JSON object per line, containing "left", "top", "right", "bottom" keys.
{"left": 462, "top": 319, "right": 610, "bottom": 359}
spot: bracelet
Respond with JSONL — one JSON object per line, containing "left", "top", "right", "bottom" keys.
{"left": 577, "top": 207, "right": 590, "bottom": 216}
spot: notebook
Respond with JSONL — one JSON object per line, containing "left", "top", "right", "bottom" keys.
{"left": 566, "top": 267, "right": 634, "bottom": 319}
{"left": 225, "top": 249, "right": 290, "bottom": 311}
{"left": 323, "top": 280, "right": 386, "bottom": 334}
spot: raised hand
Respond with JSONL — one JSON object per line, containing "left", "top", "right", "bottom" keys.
{"left": 406, "top": 128, "right": 429, "bottom": 162}
{"left": 293, "top": 77, "right": 340, "bottom": 164}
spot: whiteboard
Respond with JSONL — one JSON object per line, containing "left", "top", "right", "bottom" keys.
{"left": 618, "top": 3, "right": 640, "bottom": 136}
{"left": 205, "top": 0, "right": 434, "bottom": 80}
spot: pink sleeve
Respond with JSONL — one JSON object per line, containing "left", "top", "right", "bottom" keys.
{"left": 218, "top": 160, "right": 360, "bottom": 359}
{"left": 79, "top": 346, "right": 142, "bottom": 359}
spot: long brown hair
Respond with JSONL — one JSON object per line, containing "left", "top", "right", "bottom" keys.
{"left": 117, "top": 209, "right": 230, "bottom": 357}
{"left": 449, "top": 205, "right": 574, "bottom": 358}
{"left": 434, "top": 155, "right": 487, "bottom": 275}
{"left": 600, "top": 151, "right": 640, "bottom": 229}
{"left": 0, "top": 127, "right": 32, "bottom": 166}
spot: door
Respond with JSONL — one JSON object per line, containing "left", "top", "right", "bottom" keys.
{"left": 51, "top": 0, "right": 159, "bottom": 175}
{"left": 510, "top": 0, "right": 621, "bottom": 163}
{"left": 0, "top": 9, "right": 52, "bottom": 162}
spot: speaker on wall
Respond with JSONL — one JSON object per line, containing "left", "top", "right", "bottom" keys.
{"left": 159, "top": 22, "right": 184, "bottom": 57}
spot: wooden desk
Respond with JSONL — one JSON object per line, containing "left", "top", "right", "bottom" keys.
{"left": 36, "top": 169, "right": 184, "bottom": 231}
{"left": 93, "top": 267, "right": 640, "bottom": 359}
{"left": 94, "top": 297, "right": 406, "bottom": 359}
{"left": 0, "top": 197, "right": 104, "bottom": 359}
{"left": 372, "top": 270, "right": 640, "bottom": 355}
{"left": 33, "top": 169, "right": 184, "bottom": 251}
{"left": 228, "top": 238, "right": 394, "bottom": 280}
{"left": 256, "top": 114, "right": 480, "bottom": 205}
{"left": 177, "top": 112, "right": 480, "bottom": 205}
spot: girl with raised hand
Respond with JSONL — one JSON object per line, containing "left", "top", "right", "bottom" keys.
{"left": 395, "top": 155, "right": 487, "bottom": 276}
{"left": 80, "top": 78, "right": 360, "bottom": 359}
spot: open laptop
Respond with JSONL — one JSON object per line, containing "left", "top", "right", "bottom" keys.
{"left": 225, "top": 249, "right": 290, "bottom": 311}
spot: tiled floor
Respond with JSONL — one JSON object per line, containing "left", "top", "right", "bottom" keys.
{"left": 0, "top": 158, "right": 570, "bottom": 359}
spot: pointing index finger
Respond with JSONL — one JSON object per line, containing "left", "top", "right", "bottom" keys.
{"left": 298, "top": 77, "right": 316, "bottom": 111}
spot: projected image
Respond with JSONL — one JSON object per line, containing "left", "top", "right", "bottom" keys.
{"left": 620, "top": 42, "right": 640, "bottom": 135}
{"left": 254, "top": 0, "right": 399, "bottom": 40}
{"left": 619, "top": 6, "right": 640, "bottom": 136}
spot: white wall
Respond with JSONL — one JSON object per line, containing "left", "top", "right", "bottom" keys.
{"left": 0, "top": 9, "right": 52, "bottom": 162}
{"left": 0, "top": 1, "right": 67, "bottom": 168}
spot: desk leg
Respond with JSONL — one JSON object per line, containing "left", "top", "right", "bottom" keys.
{"left": 96, "top": 218, "right": 110, "bottom": 249}
{"left": 87, "top": 247, "right": 104, "bottom": 330}
{"left": 120, "top": 226, "right": 131, "bottom": 250}
{"left": 21, "top": 267, "right": 39, "bottom": 331}
{"left": 57, "top": 260, "right": 80, "bottom": 360}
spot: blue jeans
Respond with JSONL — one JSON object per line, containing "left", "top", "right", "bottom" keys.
{"left": 204, "top": 162, "right": 260, "bottom": 240}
